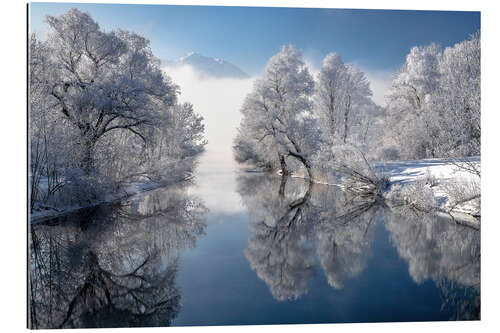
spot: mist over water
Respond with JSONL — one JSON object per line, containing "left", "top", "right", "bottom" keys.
{"left": 162, "top": 64, "right": 256, "bottom": 216}
{"left": 164, "top": 64, "right": 256, "bottom": 172}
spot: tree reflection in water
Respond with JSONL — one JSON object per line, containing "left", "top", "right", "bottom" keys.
{"left": 237, "top": 173, "right": 479, "bottom": 320}
{"left": 28, "top": 185, "right": 207, "bottom": 329}
{"left": 384, "top": 207, "right": 480, "bottom": 319}
{"left": 237, "top": 174, "right": 378, "bottom": 300}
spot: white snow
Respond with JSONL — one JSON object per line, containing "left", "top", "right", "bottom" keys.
{"left": 29, "top": 181, "right": 164, "bottom": 224}
{"left": 374, "top": 157, "right": 480, "bottom": 185}
{"left": 375, "top": 156, "right": 480, "bottom": 223}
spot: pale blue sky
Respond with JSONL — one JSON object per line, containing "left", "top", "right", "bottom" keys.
{"left": 29, "top": 2, "right": 480, "bottom": 75}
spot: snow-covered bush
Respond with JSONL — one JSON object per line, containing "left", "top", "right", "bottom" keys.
{"left": 441, "top": 178, "right": 480, "bottom": 216}
{"left": 386, "top": 180, "right": 437, "bottom": 213}
{"left": 319, "top": 144, "right": 387, "bottom": 196}
{"left": 424, "top": 168, "right": 439, "bottom": 187}
{"left": 52, "top": 169, "right": 116, "bottom": 209}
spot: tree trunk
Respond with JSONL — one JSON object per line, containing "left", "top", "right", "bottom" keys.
{"left": 279, "top": 154, "right": 291, "bottom": 176}
{"left": 81, "top": 138, "right": 96, "bottom": 175}
{"left": 288, "top": 151, "right": 313, "bottom": 180}
{"left": 303, "top": 160, "right": 313, "bottom": 180}
{"left": 328, "top": 92, "right": 336, "bottom": 138}
{"left": 278, "top": 174, "right": 288, "bottom": 197}
{"left": 343, "top": 95, "right": 351, "bottom": 144}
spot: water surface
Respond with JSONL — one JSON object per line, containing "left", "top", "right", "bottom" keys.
{"left": 28, "top": 168, "right": 480, "bottom": 328}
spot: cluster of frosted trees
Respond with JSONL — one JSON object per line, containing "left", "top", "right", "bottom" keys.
{"left": 233, "top": 45, "right": 380, "bottom": 179}
{"left": 235, "top": 33, "right": 480, "bottom": 177}
{"left": 29, "top": 9, "right": 206, "bottom": 212}
{"left": 382, "top": 32, "right": 480, "bottom": 163}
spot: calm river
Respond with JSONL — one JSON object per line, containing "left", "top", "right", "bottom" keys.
{"left": 28, "top": 166, "right": 480, "bottom": 328}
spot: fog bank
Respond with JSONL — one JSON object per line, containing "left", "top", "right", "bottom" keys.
{"left": 164, "top": 64, "right": 255, "bottom": 171}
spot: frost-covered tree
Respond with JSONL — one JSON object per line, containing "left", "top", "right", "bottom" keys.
{"left": 234, "top": 46, "right": 383, "bottom": 182}
{"left": 436, "top": 32, "right": 480, "bottom": 162}
{"left": 312, "top": 52, "right": 382, "bottom": 188}
{"left": 29, "top": 33, "right": 68, "bottom": 210}
{"left": 383, "top": 32, "right": 480, "bottom": 163}
{"left": 29, "top": 9, "right": 206, "bottom": 212}
{"left": 385, "top": 43, "right": 442, "bottom": 159}
{"left": 98, "top": 102, "right": 206, "bottom": 183}
{"left": 40, "top": 9, "right": 182, "bottom": 173}
{"left": 315, "top": 53, "right": 373, "bottom": 146}
{"left": 233, "top": 45, "right": 319, "bottom": 178}
{"left": 341, "top": 66, "right": 372, "bottom": 144}
{"left": 315, "top": 53, "right": 348, "bottom": 143}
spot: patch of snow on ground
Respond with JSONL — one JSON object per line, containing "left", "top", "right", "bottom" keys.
{"left": 374, "top": 157, "right": 479, "bottom": 185}
{"left": 375, "top": 157, "right": 480, "bottom": 221}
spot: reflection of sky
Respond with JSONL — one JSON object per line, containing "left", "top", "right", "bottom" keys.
{"left": 189, "top": 153, "right": 246, "bottom": 217}
{"left": 165, "top": 65, "right": 254, "bottom": 217}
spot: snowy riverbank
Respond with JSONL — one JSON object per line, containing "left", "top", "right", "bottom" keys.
{"left": 375, "top": 157, "right": 480, "bottom": 227}
{"left": 29, "top": 181, "right": 164, "bottom": 224}
{"left": 287, "top": 156, "right": 480, "bottom": 227}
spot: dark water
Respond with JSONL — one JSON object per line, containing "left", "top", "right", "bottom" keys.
{"left": 28, "top": 169, "right": 480, "bottom": 329}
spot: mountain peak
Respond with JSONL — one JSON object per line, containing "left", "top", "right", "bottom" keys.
{"left": 165, "top": 52, "right": 249, "bottom": 79}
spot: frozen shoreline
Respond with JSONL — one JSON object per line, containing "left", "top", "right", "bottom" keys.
{"left": 29, "top": 181, "right": 164, "bottom": 224}
{"left": 375, "top": 157, "right": 480, "bottom": 216}
{"left": 286, "top": 156, "right": 481, "bottom": 227}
